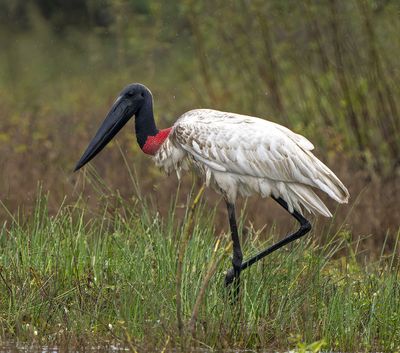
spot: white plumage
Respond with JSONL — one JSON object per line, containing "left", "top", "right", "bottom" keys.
{"left": 155, "top": 109, "right": 349, "bottom": 217}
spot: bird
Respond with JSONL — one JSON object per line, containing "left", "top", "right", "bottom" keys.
{"left": 74, "top": 83, "right": 349, "bottom": 298}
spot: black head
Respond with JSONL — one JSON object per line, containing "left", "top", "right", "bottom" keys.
{"left": 74, "top": 83, "right": 151, "bottom": 171}
{"left": 119, "top": 83, "right": 152, "bottom": 101}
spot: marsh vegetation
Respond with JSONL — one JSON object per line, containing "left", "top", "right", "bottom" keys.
{"left": 0, "top": 185, "right": 399, "bottom": 351}
{"left": 0, "top": 0, "right": 398, "bottom": 237}
{"left": 0, "top": 0, "right": 399, "bottom": 351}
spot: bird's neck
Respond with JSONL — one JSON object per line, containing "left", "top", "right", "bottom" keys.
{"left": 135, "top": 92, "right": 171, "bottom": 155}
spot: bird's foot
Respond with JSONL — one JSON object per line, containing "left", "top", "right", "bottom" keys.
{"left": 224, "top": 268, "right": 235, "bottom": 287}
{"left": 224, "top": 268, "right": 240, "bottom": 303}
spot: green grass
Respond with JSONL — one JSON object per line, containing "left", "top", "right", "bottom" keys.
{"left": 0, "top": 188, "right": 399, "bottom": 352}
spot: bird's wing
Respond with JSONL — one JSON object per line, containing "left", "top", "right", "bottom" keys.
{"left": 172, "top": 109, "right": 348, "bottom": 203}
{"left": 173, "top": 109, "right": 314, "bottom": 181}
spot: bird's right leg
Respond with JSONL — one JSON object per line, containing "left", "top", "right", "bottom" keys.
{"left": 224, "top": 202, "right": 243, "bottom": 299}
{"left": 239, "top": 197, "right": 311, "bottom": 271}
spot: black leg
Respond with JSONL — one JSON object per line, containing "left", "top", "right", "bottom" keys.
{"left": 224, "top": 202, "right": 243, "bottom": 299}
{"left": 239, "top": 196, "right": 311, "bottom": 272}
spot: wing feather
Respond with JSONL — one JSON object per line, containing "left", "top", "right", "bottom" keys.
{"left": 172, "top": 109, "right": 349, "bottom": 203}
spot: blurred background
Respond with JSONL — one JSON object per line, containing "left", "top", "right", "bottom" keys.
{"left": 0, "top": 0, "right": 398, "bottom": 250}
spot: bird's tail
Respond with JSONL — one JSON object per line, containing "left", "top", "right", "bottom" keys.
{"left": 281, "top": 154, "right": 349, "bottom": 217}
{"left": 283, "top": 183, "right": 333, "bottom": 217}
{"left": 309, "top": 155, "right": 350, "bottom": 204}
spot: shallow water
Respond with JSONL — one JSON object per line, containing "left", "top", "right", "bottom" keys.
{"left": 0, "top": 342, "right": 130, "bottom": 353}
{"left": 0, "top": 343, "right": 270, "bottom": 353}
{"left": 0, "top": 342, "right": 331, "bottom": 353}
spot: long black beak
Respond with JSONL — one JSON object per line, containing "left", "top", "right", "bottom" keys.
{"left": 74, "top": 97, "right": 135, "bottom": 172}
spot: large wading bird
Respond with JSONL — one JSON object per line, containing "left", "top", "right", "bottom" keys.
{"left": 75, "top": 83, "right": 349, "bottom": 297}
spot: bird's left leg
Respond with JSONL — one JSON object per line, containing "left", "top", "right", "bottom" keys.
{"left": 224, "top": 202, "right": 243, "bottom": 299}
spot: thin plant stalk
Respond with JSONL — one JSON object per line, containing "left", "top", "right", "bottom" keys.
{"left": 189, "top": 237, "right": 231, "bottom": 337}
{"left": 176, "top": 185, "right": 205, "bottom": 339}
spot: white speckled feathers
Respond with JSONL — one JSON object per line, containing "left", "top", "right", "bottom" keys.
{"left": 154, "top": 109, "right": 349, "bottom": 217}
